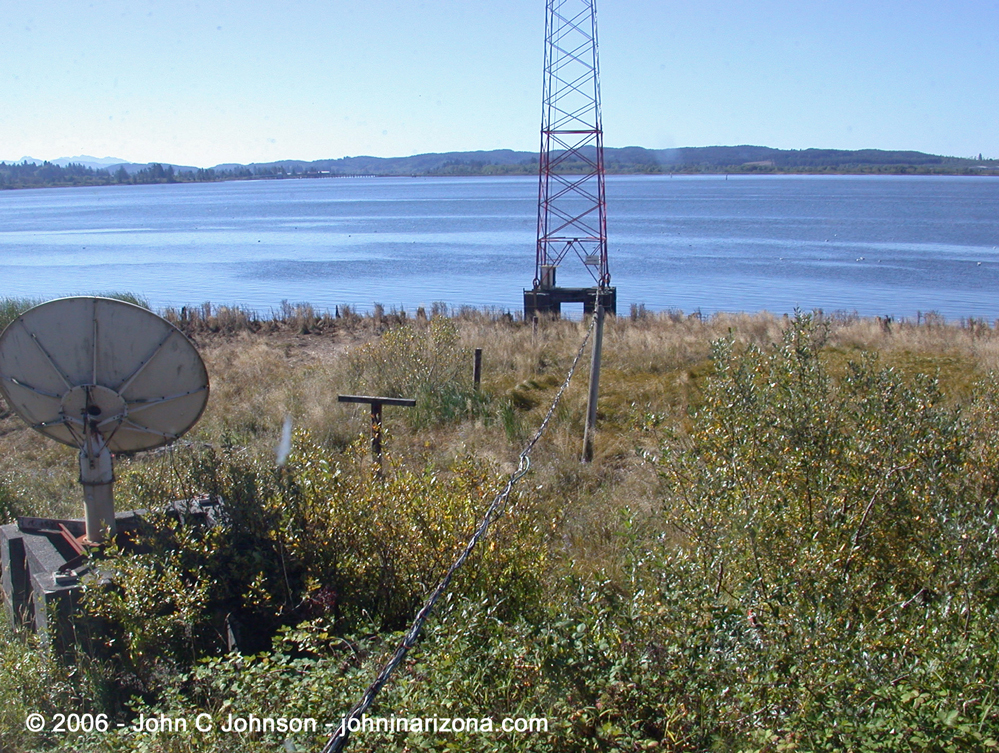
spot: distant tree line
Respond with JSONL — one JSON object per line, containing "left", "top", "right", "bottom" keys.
{"left": 409, "top": 145, "right": 999, "bottom": 177}
{"left": 3, "top": 145, "right": 997, "bottom": 190}
{"left": 425, "top": 158, "right": 999, "bottom": 178}
{"left": 0, "top": 161, "right": 116, "bottom": 189}
{"left": 0, "top": 160, "right": 199, "bottom": 189}
{"left": 427, "top": 159, "right": 538, "bottom": 176}
{"left": 0, "top": 160, "right": 350, "bottom": 190}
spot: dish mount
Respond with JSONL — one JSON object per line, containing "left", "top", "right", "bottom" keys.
{"left": 0, "top": 297, "right": 209, "bottom": 542}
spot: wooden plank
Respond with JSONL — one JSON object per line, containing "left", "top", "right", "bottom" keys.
{"left": 337, "top": 395, "right": 416, "bottom": 407}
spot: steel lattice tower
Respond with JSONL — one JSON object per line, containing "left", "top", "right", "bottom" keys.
{"left": 525, "top": 0, "right": 616, "bottom": 317}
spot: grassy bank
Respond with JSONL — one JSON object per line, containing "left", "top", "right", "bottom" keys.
{"left": 1, "top": 301, "right": 998, "bottom": 752}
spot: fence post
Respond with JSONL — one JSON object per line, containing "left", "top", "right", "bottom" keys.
{"left": 582, "top": 303, "right": 605, "bottom": 462}
{"left": 337, "top": 395, "right": 416, "bottom": 474}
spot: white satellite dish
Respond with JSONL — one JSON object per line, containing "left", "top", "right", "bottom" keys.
{"left": 0, "top": 297, "right": 209, "bottom": 542}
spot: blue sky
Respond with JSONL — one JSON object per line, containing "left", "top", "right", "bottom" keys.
{"left": 2, "top": 0, "right": 996, "bottom": 167}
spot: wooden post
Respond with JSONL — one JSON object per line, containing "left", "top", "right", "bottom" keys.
{"left": 337, "top": 395, "right": 416, "bottom": 471}
{"left": 582, "top": 303, "right": 605, "bottom": 463}
{"left": 473, "top": 348, "right": 483, "bottom": 391}
{"left": 370, "top": 401, "right": 383, "bottom": 458}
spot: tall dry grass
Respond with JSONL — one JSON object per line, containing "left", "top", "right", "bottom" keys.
{"left": 3, "top": 302, "right": 999, "bottom": 540}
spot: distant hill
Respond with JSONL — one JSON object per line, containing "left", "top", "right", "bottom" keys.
{"left": 4, "top": 155, "right": 198, "bottom": 173}
{"left": 0, "top": 159, "right": 207, "bottom": 189}
{"left": 212, "top": 146, "right": 997, "bottom": 176}
{"left": 3, "top": 146, "right": 996, "bottom": 190}
{"left": 211, "top": 149, "right": 536, "bottom": 176}
{"left": 110, "top": 161, "right": 202, "bottom": 175}
{"left": 640, "top": 145, "right": 993, "bottom": 171}
{"left": 51, "top": 155, "right": 129, "bottom": 169}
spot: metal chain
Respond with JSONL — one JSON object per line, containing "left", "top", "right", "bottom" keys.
{"left": 322, "top": 316, "right": 597, "bottom": 753}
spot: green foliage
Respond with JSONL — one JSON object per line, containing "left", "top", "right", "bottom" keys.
{"left": 8, "top": 312, "right": 999, "bottom": 753}
{"left": 72, "top": 432, "right": 550, "bottom": 719}
{"left": 278, "top": 435, "right": 550, "bottom": 628}
{"left": 0, "top": 622, "right": 81, "bottom": 752}
{"left": 91, "top": 589, "right": 692, "bottom": 753}
{"left": 0, "top": 295, "right": 40, "bottom": 331}
{"left": 0, "top": 160, "right": 267, "bottom": 190}
{"left": 0, "top": 472, "right": 20, "bottom": 523}
{"left": 344, "top": 317, "right": 490, "bottom": 426}
{"left": 663, "top": 314, "right": 968, "bottom": 600}
{"left": 79, "top": 549, "right": 210, "bottom": 692}
{"left": 91, "top": 292, "right": 151, "bottom": 309}
{"left": 108, "top": 444, "right": 302, "bottom": 649}
{"left": 0, "top": 160, "right": 119, "bottom": 189}
{"left": 648, "top": 312, "right": 999, "bottom": 749}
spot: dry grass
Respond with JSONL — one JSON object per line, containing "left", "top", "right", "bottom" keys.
{"left": 5, "top": 303, "right": 999, "bottom": 753}
{"left": 2, "top": 305, "right": 998, "bottom": 544}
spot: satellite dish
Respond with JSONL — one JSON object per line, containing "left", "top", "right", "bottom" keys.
{"left": 0, "top": 297, "right": 209, "bottom": 542}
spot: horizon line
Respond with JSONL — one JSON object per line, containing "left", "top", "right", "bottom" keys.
{"left": 4, "top": 143, "right": 992, "bottom": 171}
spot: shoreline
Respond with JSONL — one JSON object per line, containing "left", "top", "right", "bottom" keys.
{"left": 3, "top": 164, "right": 998, "bottom": 192}
{"left": 5, "top": 296, "right": 998, "bottom": 340}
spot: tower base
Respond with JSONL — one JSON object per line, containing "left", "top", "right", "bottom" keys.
{"left": 0, "top": 498, "right": 221, "bottom": 657}
{"left": 524, "top": 286, "right": 616, "bottom": 319}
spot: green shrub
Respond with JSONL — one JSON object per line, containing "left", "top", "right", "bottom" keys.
{"left": 9, "top": 311, "right": 999, "bottom": 753}
{"left": 275, "top": 435, "right": 551, "bottom": 628}
{"left": 343, "top": 317, "right": 490, "bottom": 426}
{"left": 0, "top": 623, "right": 80, "bottom": 752}
{"left": 0, "top": 295, "right": 39, "bottom": 331}
{"left": 74, "top": 432, "right": 551, "bottom": 718}
{"left": 646, "top": 312, "right": 999, "bottom": 749}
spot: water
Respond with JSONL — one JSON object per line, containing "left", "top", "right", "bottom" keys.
{"left": 1, "top": 174, "right": 997, "bottom": 320}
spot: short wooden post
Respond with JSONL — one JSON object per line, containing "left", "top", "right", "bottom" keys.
{"left": 337, "top": 395, "right": 416, "bottom": 471}
{"left": 582, "top": 303, "right": 605, "bottom": 463}
{"left": 473, "top": 348, "right": 483, "bottom": 391}
{"left": 370, "top": 401, "right": 383, "bottom": 458}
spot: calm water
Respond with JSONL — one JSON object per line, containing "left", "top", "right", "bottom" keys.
{"left": 2, "top": 174, "right": 998, "bottom": 320}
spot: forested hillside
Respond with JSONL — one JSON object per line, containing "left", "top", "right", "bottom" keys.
{"left": 3, "top": 144, "right": 996, "bottom": 189}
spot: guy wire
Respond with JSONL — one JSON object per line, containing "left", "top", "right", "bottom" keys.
{"left": 322, "top": 314, "right": 598, "bottom": 753}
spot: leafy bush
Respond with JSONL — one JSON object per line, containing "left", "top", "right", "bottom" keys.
{"left": 8, "top": 311, "right": 999, "bottom": 753}
{"left": 0, "top": 622, "right": 80, "bottom": 752}
{"left": 278, "top": 435, "right": 551, "bottom": 628}
{"left": 647, "top": 313, "right": 999, "bottom": 749}
{"left": 73, "top": 432, "right": 552, "bottom": 719}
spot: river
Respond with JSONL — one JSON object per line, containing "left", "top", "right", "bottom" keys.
{"left": 1, "top": 174, "right": 997, "bottom": 320}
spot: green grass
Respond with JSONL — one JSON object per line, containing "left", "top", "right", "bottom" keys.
{"left": 0, "top": 296, "right": 40, "bottom": 331}
{"left": 0, "top": 293, "right": 151, "bottom": 333}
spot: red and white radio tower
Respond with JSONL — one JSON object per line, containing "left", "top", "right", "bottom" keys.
{"left": 525, "top": 0, "right": 616, "bottom": 317}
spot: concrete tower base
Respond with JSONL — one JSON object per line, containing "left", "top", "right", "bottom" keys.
{"left": 524, "top": 286, "right": 617, "bottom": 318}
